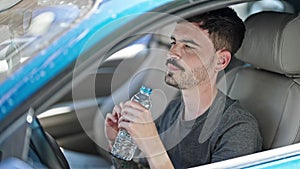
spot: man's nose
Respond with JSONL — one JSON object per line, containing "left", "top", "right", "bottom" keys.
{"left": 168, "top": 45, "right": 182, "bottom": 60}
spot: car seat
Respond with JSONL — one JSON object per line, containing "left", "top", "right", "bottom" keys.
{"left": 218, "top": 11, "right": 300, "bottom": 150}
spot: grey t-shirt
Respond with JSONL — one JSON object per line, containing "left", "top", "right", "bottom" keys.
{"left": 112, "top": 90, "right": 262, "bottom": 169}
{"left": 156, "top": 90, "right": 262, "bottom": 168}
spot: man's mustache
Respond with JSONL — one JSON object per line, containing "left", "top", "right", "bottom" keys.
{"left": 165, "top": 58, "right": 185, "bottom": 71}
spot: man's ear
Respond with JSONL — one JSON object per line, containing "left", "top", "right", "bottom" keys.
{"left": 216, "top": 50, "right": 231, "bottom": 71}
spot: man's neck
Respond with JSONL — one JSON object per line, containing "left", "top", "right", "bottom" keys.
{"left": 181, "top": 84, "right": 218, "bottom": 121}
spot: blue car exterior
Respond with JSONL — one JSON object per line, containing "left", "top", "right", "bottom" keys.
{"left": 0, "top": 0, "right": 172, "bottom": 121}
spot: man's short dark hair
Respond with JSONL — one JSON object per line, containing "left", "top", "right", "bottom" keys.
{"left": 186, "top": 7, "right": 245, "bottom": 54}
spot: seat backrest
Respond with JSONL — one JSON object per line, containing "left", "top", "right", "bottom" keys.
{"left": 218, "top": 11, "right": 300, "bottom": 150}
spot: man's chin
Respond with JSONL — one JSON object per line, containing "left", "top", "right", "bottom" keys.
{"left": 166, "top": 81, "right": 180, "bottom": 89}
{"left": 165, "top": 75, "right": 181, "bottom": 89}
{"left": 165, "top": 74, "right": 195, "bottom": 90}
{"left": 165, "top": 75, "right": 176, "bottom": 86}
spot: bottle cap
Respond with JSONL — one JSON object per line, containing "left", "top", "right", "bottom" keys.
{"left": 141, "top": 86, "right": 152, "bottom": 95}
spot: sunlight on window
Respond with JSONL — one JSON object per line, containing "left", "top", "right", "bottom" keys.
{"left": 105, "top": 44, "right": 146, "bottom": 62}
{"left": 37, "top": 107, "right": 72, "bottom": 118}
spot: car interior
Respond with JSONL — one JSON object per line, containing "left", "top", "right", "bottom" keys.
{"left": 1, "top": 0, "right": 300, "bottom": 168}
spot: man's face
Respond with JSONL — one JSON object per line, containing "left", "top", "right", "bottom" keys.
{"left": 165, "top": 22, "right": 217, "bottom": 89}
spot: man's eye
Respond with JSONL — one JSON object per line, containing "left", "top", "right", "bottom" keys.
{"left": 170, "top": 41, "right": 176, "bottom": 45}
{"left": 185, "top": 44, "right": 192, "bottom": 48}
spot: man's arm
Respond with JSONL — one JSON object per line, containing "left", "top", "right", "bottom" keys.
{"left": 110, "top": 150, "right": 173, "bottom": 169}
{"left": 118, "top": 101, "right": 174, "bottom": 169}
{"left": 111, "top": 156, "right": 149, "bottom": 169}
{"left": 143, "top": 137, "right": 174, "bottom": 169}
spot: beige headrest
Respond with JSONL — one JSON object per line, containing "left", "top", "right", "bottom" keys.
{"left": 236, "top": 11, "right": 300, "bottom": 76}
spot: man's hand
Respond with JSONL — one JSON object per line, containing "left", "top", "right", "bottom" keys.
{"left": 104, "top": 103, "right": 123, "bottom": 149}
{"left": 118, "top": 101, "right": 161, "bottom": 157}
{"left": 108, "top": 101, "right": 174, "bottom": 168}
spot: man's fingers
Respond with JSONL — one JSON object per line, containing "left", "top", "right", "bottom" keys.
{"left": 124, "top": 101, "right": 145, "bottom": 111}
{"left": 112, "top": 102, "right": 124, "bottom": 118}
{"left": 118, "top": 114, "right": 132, "bottom": 123}
{"left": 106, "top": 113, "right": 117, "bottom": 123}
{"left": 118, "top": 120, "right": 130, "bottom": 132}
{"left": 121, "top": 105, "right": 145, "bottom": 116}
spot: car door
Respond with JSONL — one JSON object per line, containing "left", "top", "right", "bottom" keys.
{"left": 38, "top": 35, "right": 153, "bottom": 154}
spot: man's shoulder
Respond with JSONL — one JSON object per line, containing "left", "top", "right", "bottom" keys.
{"left": 209, "top": 94, "right": 262, "bottom": 147}
{"left": 221, "top": 97, "right": 259, "bottom": 129}
{"left": 210, "top": 97, "right": 263, "bottom": 162}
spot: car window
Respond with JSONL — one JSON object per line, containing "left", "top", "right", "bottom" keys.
{"left": 0, "top": 0, "right": 94, "bottom": 83}
{"left": 1, "top": 0, "right": 299, "bottom": 168}
{"left": 104, "top": 34, "right": 153, "bottom": 62}
{"left": 231, "top": 0, "right": 295, "bottom": 20}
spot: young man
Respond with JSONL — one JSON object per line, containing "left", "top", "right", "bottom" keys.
{"left": 105, "top": 7, "right": 262, "bottom": 169}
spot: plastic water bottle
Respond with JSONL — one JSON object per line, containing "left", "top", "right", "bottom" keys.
{"left": 111, "top": 86, "right": 152, "bottom": 161}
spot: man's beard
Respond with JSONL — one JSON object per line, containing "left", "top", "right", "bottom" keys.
{"left": 165, "top": 66, "right": 208, "bottom": 90}
{"left": 165, "top": 72, "right": 180, "bottom": 88}
{"left": 165, "top": 71, "right": 200, "bottom": 89}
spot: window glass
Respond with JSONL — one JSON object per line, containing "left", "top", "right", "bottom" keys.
{"left": 0, "top": 0, "right": 94, "bottom": 82}
{"left": 231, "top": 0, "right": 295, "bottom": 20}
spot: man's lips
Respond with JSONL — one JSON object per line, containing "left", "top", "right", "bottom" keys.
{"left": 165, "top": 58, "right": 185, "bottom": 72}
{"left": 167, "top": 63, "right": 181, "bottom": 71}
